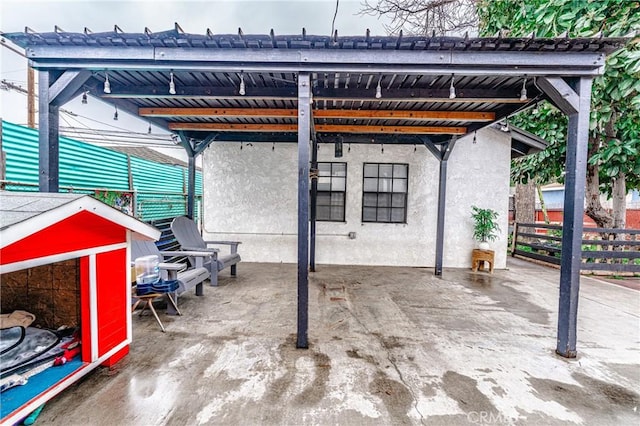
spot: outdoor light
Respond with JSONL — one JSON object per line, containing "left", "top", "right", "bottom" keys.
{"left": 239, "top": 73, "right": 246, "bottom": 96}
{"left": 449, "top": 74, "right": 456, "bottom": 99}
{"left": 169, "top": 72, "right": 176, "bottom": 95}
{"left": 335, "top": 137, "right": 343, "bottom": 158}
{"left": 147, "top": 125, "right": 152, "bottom": 134}
{"left": 520, "top": 76, "right": 528, "bottom": 101}
{"left": 103, "top": 72, "right": 111, "bottom": 94}
{"left": 113, "top": 105, "right": 118, "bottom": 121}
{"left": 375, "top": 77, "right": 382, "bottom": 99}
{"left": 81, "top": 91, "right": 88, "bottom": 104}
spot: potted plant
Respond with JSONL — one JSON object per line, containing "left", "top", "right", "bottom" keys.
{"left": 471, "top": 206, "right": 500, "bottom": 250}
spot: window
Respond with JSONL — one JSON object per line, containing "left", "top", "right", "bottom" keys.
{"left": 315, "top": 162, "right": 346, "bottom": 222}
{"left": 362, "top": 163, "right": 408, "bottom": 223}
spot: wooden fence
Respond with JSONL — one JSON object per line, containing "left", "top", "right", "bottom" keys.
{"left": 512, "top": 223, "right": 640, "bottom": 274}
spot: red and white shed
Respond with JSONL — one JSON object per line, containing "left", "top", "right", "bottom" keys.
{"left": 0, "top": 191, "right": 160, "bottom": 424}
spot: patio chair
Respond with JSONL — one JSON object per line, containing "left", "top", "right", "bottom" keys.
{"left": 170, "top": 216, "right": 241, "bottom": 286}
{"left": 131, "top": 239, "right": 211, "bottom": 310}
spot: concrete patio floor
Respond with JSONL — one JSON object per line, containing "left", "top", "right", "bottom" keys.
{"left": 37, "top": 258, "right": 639, "bottom": 425}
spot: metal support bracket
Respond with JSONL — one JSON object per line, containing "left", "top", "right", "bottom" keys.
{"left": 538, "top": 77, "right": 580, "bottom": 115}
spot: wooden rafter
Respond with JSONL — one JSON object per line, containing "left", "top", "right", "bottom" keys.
{"left": 141, "top": 107, "right": 494, "bottom": 122}
{"left": 167, "top": 122, "right": 466, "bottom": 134}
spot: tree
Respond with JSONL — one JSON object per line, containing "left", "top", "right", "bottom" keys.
{"left": 359, "top": 0, "right": 479, "bottom": 35}
{"left": 479, "top": 0, "right": 640, "bottom": 229}
{"left": 362, "top": 0, "right": 640, "bottom": 229}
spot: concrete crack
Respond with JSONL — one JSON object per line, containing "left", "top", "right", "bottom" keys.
{"left": 343, "top": 299, "right": 426, "bottom": 425}
{"left": 382, "top": 341, "right": 426, "bottom": 425}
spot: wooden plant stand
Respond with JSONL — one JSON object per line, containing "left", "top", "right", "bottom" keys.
{"left": 472, "top": 249, "right": 495, "bottom": 273}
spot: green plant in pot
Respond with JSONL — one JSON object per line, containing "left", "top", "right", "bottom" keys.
{"left": 471, "top": 206, "right": 500, "bottom": 250}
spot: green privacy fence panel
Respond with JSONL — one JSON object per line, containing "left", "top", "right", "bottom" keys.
{"left": 1, "top": 120, "right": 202, "bottom": 220}
{"left": 2, "top": 121, "right": 130, "bottom": 191}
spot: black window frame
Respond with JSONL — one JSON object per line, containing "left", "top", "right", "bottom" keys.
{"left": 361, "top": 162, "right": 409, "bottom": 224}
{"left": 315, "top": 161, "right": 347, "bottom": 222}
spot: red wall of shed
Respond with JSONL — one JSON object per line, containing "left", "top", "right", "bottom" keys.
{"left": 96, "top": 248, "right": 128, "bottom": 359}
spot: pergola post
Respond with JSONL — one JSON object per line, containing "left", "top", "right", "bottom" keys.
{"left": 38, "top": 71, "right": 60, "bottom": 192}
{"left": 555, "top": 77, "right": 593, "bottom": 358}
{"left": 37, "top": 70, "right": 92, "bottom": 193}
{"left": 435, "top": 139, "right": 456, "bottom": 276}
{"left": 296, "top": 72, "right": 311, "bottom": 349}
{"left": 423, "top": 137, "right": 456, "bottom": 276}
{"left": 186, "top": 155, "right": 196, "bottom": 219}
{"left": 177, "top": 132, "right": 197, "bottom": 219}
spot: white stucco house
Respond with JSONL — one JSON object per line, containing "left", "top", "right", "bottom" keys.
{"left": 202, "top": 127, "right": 511, "bottom": 269}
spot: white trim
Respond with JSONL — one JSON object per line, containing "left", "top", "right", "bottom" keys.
{"left": 0, "top": 243, "right": 127, "bottom": 274}
{"left": 1, "top": 195, "right": 160, "bottom": 248}
{"left": 126, "top": 230, "right": 133, "bottom": 343}
{"left": 1, "top": 340, "right": 130, "bottom": 425}
{"left": 89, "top": 254, "right": 98, "bottom": 362}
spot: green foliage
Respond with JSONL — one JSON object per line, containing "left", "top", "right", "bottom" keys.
{"left": 478, "top": 0, "right": 640, "bottom": 197}
{"left": 471, "top": 206, "right": 500, "bottom": 242}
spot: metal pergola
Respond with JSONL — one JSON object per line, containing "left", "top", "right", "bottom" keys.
{"left": 2, "top": 25, "right": 627, "bottom": 357}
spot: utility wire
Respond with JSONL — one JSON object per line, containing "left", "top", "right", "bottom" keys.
{"left": 331, "top": 0, "right": 340, "bottom": 38}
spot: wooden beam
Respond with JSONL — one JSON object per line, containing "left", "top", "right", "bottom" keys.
{"left": 168, "top": 122, "right": 466, "bottom": 134}
{"left": 142, "top": 107, "right": 494, "bottom": 122}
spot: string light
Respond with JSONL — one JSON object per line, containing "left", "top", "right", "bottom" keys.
{"left": 240, "top": 142, "right": 243, "bottom": 150}
{"left": 272, "top": 142, "right": 275, "bottom": 151}
{"left": 381, "top": 143, "right": 384, "bottom": 154}
{"left": 520, "top": 76, "right": 528, "bottom": 101}
{"left": 147, "top": 124, "right": 152, "bottom": 134}
{"left": 414, "top": 144, "right": 417, "bottom": 152}
{"left": 375, "top": 76, "right": 382, "bottom": 99}
{"left": 473, "top": 131, "right": 477, "bottom": 144}
{"left": 239, "top": 73, "right": 246, "bottom": 96}
{"left": 348, "top": 143, "right": 351, "bottom": 153}
{"left": 449, "top": 74, "right": 456, "bottom": 99}
{"left": 103, "top": 71, "right": 111, "bottom": 94}
{"left": 81, "top": 91, "right": 88, "bottom": 104}
{"left": 113, "top": 105, "right": 118, "bottom": 121}
{"left": 169, "top": 72, "right": 176, "bottom": 95}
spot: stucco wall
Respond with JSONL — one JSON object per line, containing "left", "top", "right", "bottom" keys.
{"left": 202, "top": 127, "right": 511, "bottom": 268}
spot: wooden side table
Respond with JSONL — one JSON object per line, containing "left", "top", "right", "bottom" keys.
{"left": 472, "top": 249, "right": 495, "bottom": 273}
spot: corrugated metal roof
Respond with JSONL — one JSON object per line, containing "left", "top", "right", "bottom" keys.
{"left": 1, "top": 27, "right": 628, "bottom": 148}
{"left": 3, "top": 27, "right": 626, "bottom": 53}
{"left": 106, "top": 146, "right": 198, "bottom": 169}
{"left": 2, "top": 121, "right": 202, "bottom": 220}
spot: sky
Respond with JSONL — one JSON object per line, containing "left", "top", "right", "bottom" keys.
{"left": 0, "top": 0, "right": 389, "bottom": 157}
